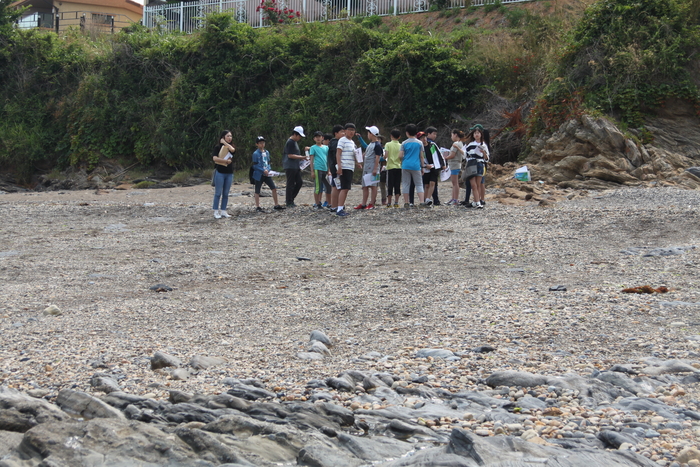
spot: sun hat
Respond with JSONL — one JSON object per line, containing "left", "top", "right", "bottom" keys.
{"left": 365, "top": 125, "right": 380, "bottom": 136}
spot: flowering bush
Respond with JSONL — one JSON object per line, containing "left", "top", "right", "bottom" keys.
{"left": 256, "top": 0, "right": 301, "bottom": 25}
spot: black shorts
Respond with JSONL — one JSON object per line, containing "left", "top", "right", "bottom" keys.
{"left": 339, "top": 169, "right": 353, "bottom": 190}
{"left": 423, "top": 168, "right": 439, "bottom": 184}
{"left": 254, "top": 176, "right": 276, "bottom": 194}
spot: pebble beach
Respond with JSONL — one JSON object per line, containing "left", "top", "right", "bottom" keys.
{"left": 1, "top": 183, "right": 700, "bottom": 466}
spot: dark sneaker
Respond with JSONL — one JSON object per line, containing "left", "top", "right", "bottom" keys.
{"left": 404, "top": 203, "right": 410, "bottom": 209}
{"left": 286, "top": 203, "right": 296, "bottom": 208}
{"left": 256, "top": 207, "right": 264, "bottom": 212}
{"left": 336, "top": 209, "right": 349, "bottom": 217}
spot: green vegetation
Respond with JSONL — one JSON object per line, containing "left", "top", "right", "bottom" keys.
{"left": 0, "top": 0, "right": 24, "bottom": 38}
{"left": 0, "top": 16, "right": 482, "bottom": 180}
{"left": 2, "top": 0, "right": 700, "bottom": 182}
{"left": 484, "top": 0, "right": 502, "bottom": 14}
{"left": 530, "top": 0, "right": 700, "bottom": 132}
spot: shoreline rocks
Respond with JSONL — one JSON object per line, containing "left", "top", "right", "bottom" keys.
{"left": 2, "top": 360, "right": 700, "bottom": 466}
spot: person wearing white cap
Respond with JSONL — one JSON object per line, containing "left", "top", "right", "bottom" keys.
{"left": 355, "top": 125, "right": 383, "bottom": 210}
{"left": 282, "top": 126, "right": 308, "bottom": 207}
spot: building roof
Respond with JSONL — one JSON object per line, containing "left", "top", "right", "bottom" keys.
{"left": 13, "top": 0, "right": 143, "bottom": 15}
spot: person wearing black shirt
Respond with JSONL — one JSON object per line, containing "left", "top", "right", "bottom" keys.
{"left": 282, "top": 126, "right": 307, "bottom": 207}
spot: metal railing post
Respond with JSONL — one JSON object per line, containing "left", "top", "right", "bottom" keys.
{"left": 179, "top": 2, "right": 183, "bottom": 31}
{"left": 393, "top": 0, "right": 397, "bottom": 14}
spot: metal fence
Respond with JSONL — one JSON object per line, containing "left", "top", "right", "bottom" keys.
{"left": 143, "top": 0, "right": 530, "bottom": 33}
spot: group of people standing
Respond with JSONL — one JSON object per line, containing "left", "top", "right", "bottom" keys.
{"left": 210, "top": 123, "right": 490, "bottom": 218}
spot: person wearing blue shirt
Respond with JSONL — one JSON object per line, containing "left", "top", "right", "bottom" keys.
{"left": 252, "top": 136, "right": 284, "bottom": 212}
{"left": 399, "top": 124, "right": 429, "bottom": 208}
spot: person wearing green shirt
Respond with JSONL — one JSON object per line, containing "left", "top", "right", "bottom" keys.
{"left": 384, "top": 129, "right": 402, "bottom": 208}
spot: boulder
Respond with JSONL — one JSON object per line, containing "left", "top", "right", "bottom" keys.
{"left": 151, "top": 351, "right": 182, "bottom": 370}
{"left": 526, "top": 113, "right": 700, "bottom": 187}
{"left": 56, "top": 389, "right": 126, "bottom": 420}
{"left": 6, "top": 418, "right": 215, "bottom": 466}
{"left": 0, "top": 386, "right": 69, "bottom": 432}
{"left": 309, "top": 330, "right": 332, "bottom": 347}
{"left": 90, "top": 373, "right": 121, "bottom": 393}
{"left": 484, "top": 371, "right": 548, "bottom": 388}
{"left": 190, "top": 355, "right": 227, "bottom": 370}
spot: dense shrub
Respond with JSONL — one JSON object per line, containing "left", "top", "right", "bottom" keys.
{"left": 0, "top": 16, "right": 482, "bottom": 180}
{"left": 530, "top": 0, "right": 700, "bottom": 132}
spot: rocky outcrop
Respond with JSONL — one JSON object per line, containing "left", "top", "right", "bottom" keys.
{"left": 526, "top": 109, "right": 700, "bottom": 190}
{"left": 3, "top": 359, "right": 699, "bottom": 466}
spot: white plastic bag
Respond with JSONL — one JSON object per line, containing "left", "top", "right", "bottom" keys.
{"left": 514, "top": 165, "right": 531, "bottom": 182}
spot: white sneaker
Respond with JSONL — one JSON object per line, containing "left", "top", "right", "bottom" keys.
{"left": 220, "top": 211, "right": 231, "bottom": 218}
{"left": 214, "top": 210, "right": 221, "bottom": 219}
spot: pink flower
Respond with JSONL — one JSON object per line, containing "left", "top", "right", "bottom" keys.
{"left": 296, "top": 11, "right": 300, "bottom": 16}
{"left": 279, "top": 18, "right": 284, "bottom": 22}
{"left": 288, "top": 14, "right": 293, "bottom": 18}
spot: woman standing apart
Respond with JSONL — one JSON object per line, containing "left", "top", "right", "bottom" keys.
{"left": 212, "top": 130, "right": 235, "bottom": 219}
{"left": 445, "top": 129, "right": 464, "bottom": 205}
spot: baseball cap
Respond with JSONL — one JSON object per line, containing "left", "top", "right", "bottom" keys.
{"left": 255, "top": 136, "right": 265, "bottom": 142}
{"left": 293, "top": 126, "right": 305, "bottom": 137}
{"left": 416, "top": 131, "right": 426, "bottom": 139}
{"left": 365, "top": 125, "right": 380, "bottom": 136}
{"left": 313, "top": 130, "right": 324, "bottom": 137}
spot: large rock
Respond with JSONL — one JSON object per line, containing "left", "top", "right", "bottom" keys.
{"left": 4, "top": 418, "right": 220, "bottom": 466}
{"left": 309, "top": 330, "right": 332, "bottom": 347}
{"left": 0, "top": 430, "right": 23, "bottom": 457}
{"left": 90, "top": 373, "right": 121, "bottom": 393}
{"left": 382, "top": 428, "right": 658, "bottom": 466}
{"left": 526, "top": 112, "right": 700, "bottom": 187}
{"left": 0, "top": 386, "right": 70, "bottom": 432}
{"left": 151, "top": 351, "right": 182, "bottom": 370}
{"left": 56, "top": 389, "right": 126, "bottom": 420}
{"left": 485, "top": 371, "right": 549, "bottom": 388}
{"left": 190, "top": 355, "right": 227, "bottom": 370}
